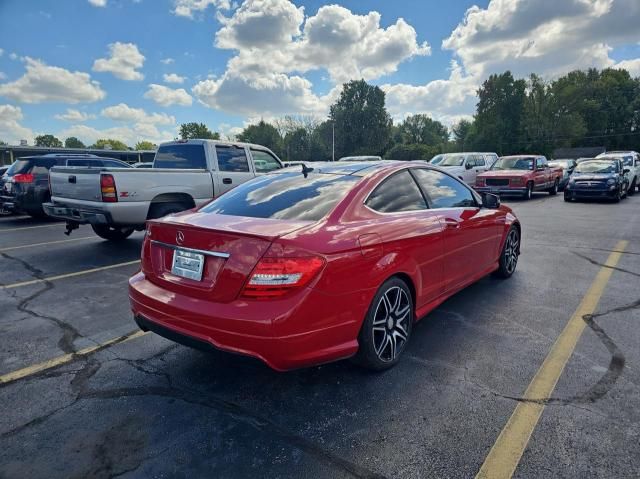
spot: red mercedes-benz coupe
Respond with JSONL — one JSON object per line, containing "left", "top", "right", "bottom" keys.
{"left": 129, "top": 161, "right": 521, "bottom": 370}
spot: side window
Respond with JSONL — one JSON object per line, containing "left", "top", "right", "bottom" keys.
{"left": 465, "top": 156, "right": 476, "bottom": 167}
{"left": 251, "top": 149, "right": 281, "bottom": 173}
{"left": 474, "top": 155, "right": 486, "bottom": 167}
{"left": 537, "top": 157, "right": 548, "bottom": 168}
{"left": 216, "top": 146, "right": 249, "bottom": 172}
{"left": 366, "top": 170, "right": 427, "bottom": 213}
{"left": 102, "top": 160, "right": 127, "bottom": 167}
{"left": 412, "top": 169, "right": 476, "bottom": 208}
{"left": 66, "top": 159, "right": 94, "bottom": 167}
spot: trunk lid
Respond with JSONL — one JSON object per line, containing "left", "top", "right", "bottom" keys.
{"left": 143, "top": 211, "right": 312, "bottom": 302}
{"left": 50, "top": 167, "right": 103, "bottom": 202}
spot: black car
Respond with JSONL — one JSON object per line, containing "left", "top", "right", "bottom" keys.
{"left": 564, "top": 158, "right": 630, "bottom": 202}
{"left": 0, "top": 154, "right": 130, "bottom": 217}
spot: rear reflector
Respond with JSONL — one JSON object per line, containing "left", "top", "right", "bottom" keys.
{"left": 13, "top": 173, "right": 34, "bottom": 184}
{"left": 242, "top": 256, "right": 325, "bottom": 299}
{"left": 100, "top": 174, "right": 117, "bottom": 202}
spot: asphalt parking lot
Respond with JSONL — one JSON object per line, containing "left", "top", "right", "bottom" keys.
{"left": 1, "top": 193, "right": 639, "bottom": 479}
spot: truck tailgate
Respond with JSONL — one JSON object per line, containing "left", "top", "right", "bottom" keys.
{"left": 50, "top": 167, "right": 103, "bottom": 202}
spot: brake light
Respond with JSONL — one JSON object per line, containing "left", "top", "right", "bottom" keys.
{"left": 100, "top": 174, "right": 117, "bottom": 202}
{"left": 13, "top": 173, "right": 34, "bottom": 184}
{"left": 241, "top": 256, "right": 325, "bottom": 299}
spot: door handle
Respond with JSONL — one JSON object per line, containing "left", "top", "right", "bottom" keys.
{"left": 445, "top": 219, "right": 460, "bottom": 229}
{"left": 68, "top": 175, "right": 76, "bottom": 183}
{"left": 222, "top": 178, "right": 232, "bottom": 185}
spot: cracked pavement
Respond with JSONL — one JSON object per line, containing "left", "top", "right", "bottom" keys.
{"left": 0, "top": 194, "right": 639, "bottom": 478}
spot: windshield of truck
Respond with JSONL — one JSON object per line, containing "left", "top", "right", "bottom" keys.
{"left": 574, "top": 160, "right": 618, "bottom": 174}
{"left": 154, "top": 144, "right": 207, "bottom": 169}
{"left": 439, "top": 155, "right": 466, "bottom": 167}
{"left": 492, "top": 157, "right": 534, "bottom": 171}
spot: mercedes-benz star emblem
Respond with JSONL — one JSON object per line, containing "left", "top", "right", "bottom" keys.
{"left": 176, "top": 231, "right": 185, "bottom": 245}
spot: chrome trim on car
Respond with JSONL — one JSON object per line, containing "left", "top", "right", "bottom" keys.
{"left": 150, "top": 240, "right": 230, "bottom": 259}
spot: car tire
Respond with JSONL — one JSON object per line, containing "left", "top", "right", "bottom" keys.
{"left": 27, "top": 208, "right": 48, "bottom": 219}
{"left": 493, "top": 226, "right": 520, "bottom": 279}
{"left": 548, "top": 179, "right": 559, "bottom": 195}
{"left": 564, "top": 192, "right": 571, "bottom": 202}
{"left": 147, "top": 202, "right": 190, "bottom": 220}
{"left": 628, "top": 178, "right": 636, "bottom": 196}
{"left": 524, "top": 182, "right": 533, "bottom": 200}
{"left": 354, "top": 277, "right": 413, "bottom": 371}
{"left": 91, "top": 224, "right": 135, "bottom": 241}
{"left": 613, "top": 188, "right": 621, "bottom": 203}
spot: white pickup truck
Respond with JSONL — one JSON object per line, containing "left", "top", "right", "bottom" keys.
{"left": 43, "top": 139, "right": 284, "bottom": 240}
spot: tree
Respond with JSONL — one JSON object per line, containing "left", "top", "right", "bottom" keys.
{"left": 91, "top": 138, "right": 129, "bottom": 150}
{"left": 237, "top": 121, "right": 282, "bottom": 156}
{"left": 473, "top": 72, "right": 526, "bottom": 154}
{"left": 397, "top": 114, "right": 449, "bottom": 147}
{"left": 385, "top": 144, "right": 439, "bottom": 162}
{"left": 329, "top": 79, "right": 392, "bottom": 158}
{"left": 179, "top": 122, "right": 219, "bottom": 140}
{"left": 64, "top": 137, "right": 85, "bottom": 149}
{"left": 451, "top": 119, "right": 473, "bottom": 150}
{"left": 35, "top": 134, "right": 63, "bottom": 148}
{"left": 135, "top": 141, "right": 157, "bottom": 150}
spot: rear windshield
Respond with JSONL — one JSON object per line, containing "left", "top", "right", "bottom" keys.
{"left": 154, "top": 144, "right": 207, "bottom": 169}
{"left": 5, "top": 157, "right": 62, "bottom": 176}
{"left": 200, "top": 172, "right": 360, "bottom": 221}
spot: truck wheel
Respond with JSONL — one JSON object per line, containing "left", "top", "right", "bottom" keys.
{"left": 147, "top": 202, "right": 189, "bottom": 220}
{"left": 91, "top": 224, "right": 134, "bottom": 241}
{"left": 548, "top": 179, "right": 558, "bottom": 196}
{"left": 524, "top": 182, "right": 533, "bottom": 200}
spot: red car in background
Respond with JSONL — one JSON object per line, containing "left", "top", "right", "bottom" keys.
{"left": 475, "top": 155, "right": 563, "bottom": 199}
{"left": 130, "top": 162, "right": 521, "bottom": 371}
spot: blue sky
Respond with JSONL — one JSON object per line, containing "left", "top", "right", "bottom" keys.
{"left": 0, "top": 0, "right": 639, "bottom": 147}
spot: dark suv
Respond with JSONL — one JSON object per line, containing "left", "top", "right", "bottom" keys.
{"left": 0, "top": 154, "right": 130, "bottom": 217}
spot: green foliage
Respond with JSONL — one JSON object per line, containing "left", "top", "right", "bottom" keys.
{"left": 64, "top": 137, "right": 85, "bottom": 149}
{"left": 135, "top": 141, "right": 157, "bottom": 150}
{"left": 397, "top": 115, "right": 449, "bottom": 147}
{"left": 385, "top": 143, "right": 439, "bottom": 162}
{"left": 179, "top": 122, "right": 219, "bottom": 140}
{"left": 90, "top": 138, "right": 130, "bottom": 151}
{"left": 238, "top": 121, "right": 283, "bottom": 156}
{"left": 330, "top": 79, "right": 392, "bottom": 158}
{"left": 451, "top": 119, "right": 473, "bottom": 150}
{"left": 35, "top": 134, "right": 63, "bottom": 148}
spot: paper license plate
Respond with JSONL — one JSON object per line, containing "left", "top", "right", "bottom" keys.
{"left": 171, "top": 249, "right": 204, "bottom": 281}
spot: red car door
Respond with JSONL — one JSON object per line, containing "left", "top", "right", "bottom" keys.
{"left": 412, "top": 168, "right": 500, "bottom": 292}
{"left": 533, "top": 156, "right": 550, "bottom": 189}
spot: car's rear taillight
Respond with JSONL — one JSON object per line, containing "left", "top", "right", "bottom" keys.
{"left": 13, "top": 173, "right": 34, "bottom": 183}
{"left": 101, "top": 174, "right": 117, "bottom": 202}
{"left": 241, "top": 256, "right": 325, "bottom": 299}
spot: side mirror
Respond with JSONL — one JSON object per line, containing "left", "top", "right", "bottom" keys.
{"left": 623, "top": 168, "right": 630, "bottom": 174}
{"left": 465, "top": 162, "right": 473, "bottom": 170}
{"left": 482, "top": 193, "right": 500, "bottom": 209}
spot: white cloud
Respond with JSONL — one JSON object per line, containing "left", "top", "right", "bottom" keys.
{"left": 0, "top": 72, "right": 6, "bottom": 81}
{"left": 0, "top": 49, "right": 4, "bottom": 57}
{"left": 58, "top": 124, "right": 174, "bottom": 148}
{"left": 194, "top": 1, "right": 430, "bottom": 118}
{"left": 88, "top": 0, "right": 107, "bottom": 6}
{"left": 55, "top": 108, "right": 96, "bottom": 122}
{"left": 0, "top": 57, "right": 106, "bottom": 104}
{"left": 92, "top": 42, "right": 145, "bottom": 81}
{"left": 144, "top": 84, "right": 193, "bottom": 106}
{"left": 9, "top": 53, "right": 18, "bottom": 61}
{"left": 173, "top": 0, "right": 231, "bottom": 18}
{"left": 163, "top": 73, "right": 186, "bottom": 84}
{"left": 0, "top": 104, "right": 35, "bottom": 144}
{"left": 101, "top": 103, "right": 176, "bottom": 125}
{"left": 160, "top": 57, "right": 175, "bottom": 65}
{"left": 614, "top": 58, "right": 640, "bottom": 77}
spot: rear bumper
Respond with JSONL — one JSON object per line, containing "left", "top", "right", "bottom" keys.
{"left": 475, "top": 186, "right": 527, "bottom": 196}
{"left": 0, "top": 195, "right": 17, "bottom": 213}
{"left": 128, "top": 272, "right": 366, "bottom": 371}
{"left": 43, "top": 202, "right": 110, "bottom": 225}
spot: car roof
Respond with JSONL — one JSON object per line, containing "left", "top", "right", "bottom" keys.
{"left": 159, "top": 138, "right": 276, "bottom": 152}
{"left": 279, "top": 160, "right": 428, "bottom": 177}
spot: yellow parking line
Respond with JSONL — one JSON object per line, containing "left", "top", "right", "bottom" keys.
{"left": 0, "top": 260, "right": 141, "bottom": 289}
{"left": 0, "top": 223, "right": 61, "bottom": 232}
{"left": 0, "top": 236, "right": 96, "bottom": 252}
{"left": 0, "top": 330, "right": 147, "bottom": 385}
{"left": 476, "top": 240, "right": 627, "bottom": 479}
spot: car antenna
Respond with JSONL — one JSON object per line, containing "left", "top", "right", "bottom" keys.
{"left": 301, "top": 163, "right": 314, "bottom": 178}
